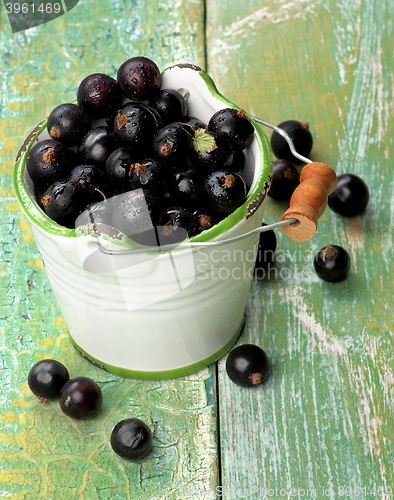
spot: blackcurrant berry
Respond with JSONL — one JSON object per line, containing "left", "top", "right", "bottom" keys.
{"left": 228, "top": 149, "right": 245, "bottom": 173}
{"left": 47, "top": 103, "right": 91, "bottom": 147}
{"left": 129, "top": 158, "right": 169, "bottom": 197}
{"left": 28, "top": 359, "right": 69, "bottom": 401}
{"left": 328, "top": 173, "right": 369, "bottom": 217}
{"left": 152, "top": 122, "right": 194, "bottom": 169}
{"left": 193, "top": 208, "right": 223, "bottom": 233}
{"left": 182, "top": 116, "right": 207, "bottom": 132}
{"left": 208, "top": 108, "right": 254, "bottom": 152}
{"left": 26, "top": 138, "right": 78, "bottom": 187}
{"left": 226, "top": 344, "right": 270, "bottom": 388}
{"left": 111, "top": 189, "right": 162, "bottom": 240}
{"left": 170, "top": 168, "right": 201, "bottom": 208}
{"left": 268, "top": 159, "right": 300, "bottom": 200}
{"left": 255, "top": 223, "right": 277, "bottom": 269}
{"left": 59, "top": 376, "right": 103, "bottom": 419}
{"left": 192, "top": 131, "right": 234, "bottom": 174}
{"left": 113, "top": 102, "right": 160, "bottom": 154}
{"left": 157, "top": 206, "right": 198, "bottom": 244}
{"left": 270, "top": 120, "right": 313, "bottom": 164}
{"left": 111, "top": 418, "right": 153, "bottom": 461}
{"left": 69, "top": 165, "right": 109, "bottom": 203}
{"left": 117, "top": 56, "right": 161, "bottom": 101}
{"left": 77, "top": 73, "right": 122, "bottom": 119}
{"left": 77, "top": 126, "right": 119, "bottom": 170}
{"left": 314, "top": 244, "right": 351, "bottom": 283}
{"left": 40, "top": 179, "right": 85, "bottom": 228}
{"left": 202, "top": 170, "right": 247, "bottom": 214}
{"left": 105, "top": 147, "right": 137, "bottom": 195}
{"left": 148, "top": 89, "right": 188, "bottom": 125}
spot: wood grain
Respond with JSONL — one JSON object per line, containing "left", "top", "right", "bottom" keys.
{"left": 0, "top": 1, "right": 218, "bottom": 499}
{"left": 207, "top": 0, "right": 394, "bottom": 497}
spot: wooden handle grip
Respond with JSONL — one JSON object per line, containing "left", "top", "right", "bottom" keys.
{"left": 280, "top": 162, "right": 337, "bottom": 241}
{"left": 281, "top": 204, "right": 318, "bottom": 241}
{"left": 300, "top": 162, "right": 337, "bottom": 195}
{"left": 290, "top": 178, "right": 328, "bottom": 219}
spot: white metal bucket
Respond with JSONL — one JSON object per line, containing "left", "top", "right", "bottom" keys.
{"left": 14, "top": 65, "right": 272, "bottom": 379}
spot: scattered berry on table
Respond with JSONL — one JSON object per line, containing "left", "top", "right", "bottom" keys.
{"left": 255, "top": 223, "right": 277, "bottom": 269}
{"left": 47, "top": 103, "right": 91, "bottom": 147}
{"left": 268, "top": 159, "right": 300, "bottom": 201}
{"left": 270, "top": 120, "right": 313, "bottom": 164}
{"left": 59, "top": 376, "right": 103, "bottom": 419}
{"left": 110, "top": 418, "right": 153, "bottom": 461}
{"left": 328, "top": 173, "right": 369, "bottom": 217}
{"left": 313, "top": 244, "right": 351, "bottom": 283}
{"left": 226, "top": 344, "right": 270, "bottom": 388}
{"left": 28, "top": 359, "right": 70, "bottom": 402}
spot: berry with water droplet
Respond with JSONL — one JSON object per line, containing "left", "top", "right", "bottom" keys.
{"left": 208, "top": 108, "right": 254, "bottom": 152}
{"left": 202, "top": 170, "right": 247, "bottom": 213}
{"left": 47, "top": 103, "right": 91, "bottom": 147}
{"left": 77, "top": 73, "right": 122, "bottom": 119}
{"left": 117, "top": 56, "right": 161, "bottom": 101}
{"left": 26, "top": 138, "right": 78, "bottom": 187}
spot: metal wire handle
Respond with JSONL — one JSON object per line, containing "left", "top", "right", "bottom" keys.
{"left": 249, "top": 115, "right": 313, "bottom": 164}
{"left": 97, "top": 218, "right": 296, "bottom": 255}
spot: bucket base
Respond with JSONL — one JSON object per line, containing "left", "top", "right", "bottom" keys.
{"left": 71, "top": 319, "right": 245, "bottom": 380}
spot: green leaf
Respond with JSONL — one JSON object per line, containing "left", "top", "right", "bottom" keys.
{"left": 193, "top": 128, "right": 217, "bottom": 153}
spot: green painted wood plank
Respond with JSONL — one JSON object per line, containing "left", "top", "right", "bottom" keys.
{"left": 207, "top": 0, "right": 394, "bottom": 498}
{"left": 0, "top": 1, "right": 219, "bottom": 499}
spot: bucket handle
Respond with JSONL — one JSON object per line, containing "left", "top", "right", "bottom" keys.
{"left": 96, "top": 219, "right": 296, "bottom": 255}
{"left": 251, "top": 116, "right": 337, "bottom": 242}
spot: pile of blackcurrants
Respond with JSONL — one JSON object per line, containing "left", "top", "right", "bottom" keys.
{"left": 27, "top": 56, "right": 255, "bottom": 243}
{"left": 28, "top": 359, "right": 153, "bottom": 461}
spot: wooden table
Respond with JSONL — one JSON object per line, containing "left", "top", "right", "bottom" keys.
{"left": 1, "top": 0, "right": 393, "bottom": 498}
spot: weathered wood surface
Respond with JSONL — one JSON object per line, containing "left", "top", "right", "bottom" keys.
{"left": 1, "top": 0, "right": 393, "bottom": 499}
{"left": 0, "top": 2, "right": 218, "bottom": 499}
{"left": 207, "top": 0, "right": 394, "bottom": 498}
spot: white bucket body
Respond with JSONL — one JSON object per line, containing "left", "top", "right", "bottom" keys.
{"left": 14, "top": 65, "right": 272, "bottom": 379}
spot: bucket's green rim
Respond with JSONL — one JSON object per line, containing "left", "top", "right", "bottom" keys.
{"left": 13, "top": 68, "right": 272, "bottom": 243}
